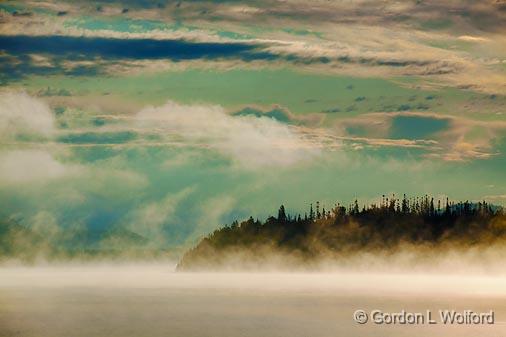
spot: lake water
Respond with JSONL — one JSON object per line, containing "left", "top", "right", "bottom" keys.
{"left": 1, "top": 265, "right": 505, "bottom": 337}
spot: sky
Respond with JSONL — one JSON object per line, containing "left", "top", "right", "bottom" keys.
{"left": 0, "top": 0, "right": 505, "bottom": 252}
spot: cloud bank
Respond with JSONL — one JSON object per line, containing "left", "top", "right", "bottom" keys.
{"left": 0, "top": 92, "right": 54, "bottom": 140}
{"left": 0, "top": 150, "right": 76, "bottom": 185}
{"left": 135, "top": 100, "right": 320, "bottom": 168}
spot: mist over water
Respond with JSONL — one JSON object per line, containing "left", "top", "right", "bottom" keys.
{"left": 1, "top": 264, "right": 505, "bottom": 337}
{"left": 1, "top": 263, "right": 506, "bottom": 296}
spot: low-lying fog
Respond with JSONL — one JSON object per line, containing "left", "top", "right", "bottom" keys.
{"left": 1, "top": 264, "right": 506, "bottom": 297}
{"left": 1, "top": 264, "right": 505, "bottom": 337}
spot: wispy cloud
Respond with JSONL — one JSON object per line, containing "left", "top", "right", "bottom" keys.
{"left": 0, "top": 149, "right": 80, "bottom": 185}
{"left": 125, "top": 187, "right": 196, "bottom": 245}
{"left": 2, "top": 0, "right": 505, "bottom": 92}
{"left": 0, "top": 91, "right": 55, "bottom": 140}
{"left": 135, "top": 100, "right": 321, "bottom": 168}
{"left": 335, "top": 111, "right": 506, "bottom": 161}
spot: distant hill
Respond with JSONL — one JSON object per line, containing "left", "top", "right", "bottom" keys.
{"left": 0, "top": 218, "right": 43, "bottom": 257}
{"left": 0, "top": 217, "right": 167, "bottom": 262}
{"left": 177, "top": 196, "right": 506, "bottom": 271}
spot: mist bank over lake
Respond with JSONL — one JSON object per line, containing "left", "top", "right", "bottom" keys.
{"left": 176, "top": 243, "right": 506, "bottom": 274}
{"left": 2, "top": 264, "right": 506, "bottom": 296}
{"left": 1, "top": 265, "right": 506, "bottom": 337}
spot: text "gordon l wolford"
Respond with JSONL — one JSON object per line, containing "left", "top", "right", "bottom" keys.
{"left": 355, "top": 309, "right": 495, "bottom": 325}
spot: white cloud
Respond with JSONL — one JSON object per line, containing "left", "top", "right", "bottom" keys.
{"left": 457, "top": 35, "right": 489, "bottom": 43}
{"left": 0, "top": 150, "right": 80, "bottom": 185}
{"left": 194, "top": 194, "right": 236, "bottom": 237}
{"left": 0, "top": 92, "right": 55, "bottom": 140}
{"left": 482, "top": 195, "right": 506, "bottom": 204}
{"left": 136, "top": 100, "right": 319, "bottom": 168}
{"left": 126, "top": 187, "right": 195, "bottom": 242}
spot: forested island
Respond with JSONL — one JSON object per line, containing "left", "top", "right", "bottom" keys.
{"left": 177, "top": 195, "right": 506, "bottom": 271}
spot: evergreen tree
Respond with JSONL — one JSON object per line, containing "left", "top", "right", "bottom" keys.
{"left": 402, "top": 194, "right": 408, "bottom": 213}
{"left": 278, "top": 205, "right": 287, "bottom": 222}
{"left": 353, "top": 199, "right": 359, "bottom": 215}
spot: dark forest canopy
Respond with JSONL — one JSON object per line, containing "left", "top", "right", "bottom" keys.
{"left": 177, "top": 195, "right": 506, "bottom": 271}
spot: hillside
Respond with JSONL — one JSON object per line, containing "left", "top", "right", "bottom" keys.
{"left": 0, "top": 218, "right": 168, "bottom": 262}
{"left": 177, "top": 196, "right": 506, "bottom": 271}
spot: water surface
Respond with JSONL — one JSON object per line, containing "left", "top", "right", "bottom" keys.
{"left": 1, "top": 265, "right": 505, "bottom": 337}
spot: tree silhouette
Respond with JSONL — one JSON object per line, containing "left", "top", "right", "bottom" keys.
{"left": 278, "top": 205, "right": 287, "bottom": 222}
{"left": 177, "top": 194, "right": 505, "bottom": 271}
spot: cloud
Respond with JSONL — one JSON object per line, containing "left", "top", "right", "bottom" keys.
{"left": 0, "top": 35, "right": 268, "bottom": 61}
{"left": 335, "top": 112, "right": 506, "bottom": 161}
{"left": 0, "top": 92, "right": 54, "bottom": 140}
{"left": 125, "top": 187, "right": 195, "bottom": 243}
{"left": 2, "top": 1, "right": 505, "bottom": 92}
{"left": 162, "top": 151, "right": 203, "bottom": 168}
{"left": 135, "top": 100, "right": 320, "bottom": 168}
{"left": 0, "top": 34, "right": 275, "bottom": 81}
{"left": 0, "top": 150, "right": 80, "bottom": 185}
{"left": 30, "top": 211, "right": 60, "bottom": 239}
{"left": 483, "top": 195, "right": 506, "bottom": 203}
{"left": 231, "top": 105, "right": 321, "bottom": 125}
{"left": 457, "top": 35, "right": 489, "bottom": 42}
{"left": 193, "top": 194, "right": 236, "bottom": 238}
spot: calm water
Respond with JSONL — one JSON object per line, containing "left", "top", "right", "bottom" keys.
{"left": 1, "top": 265, "right": 505, "bottom": 337}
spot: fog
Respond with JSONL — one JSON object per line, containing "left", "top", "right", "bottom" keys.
{"left": 1, "top": 264, "right": 506, "bottom": 297}
{"left": 1, "top": 264, "right": 505, "bottom": 337}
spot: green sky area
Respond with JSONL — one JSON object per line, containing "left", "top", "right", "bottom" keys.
{"left": 23, "top": 68, "right": 505, "bottom": 120}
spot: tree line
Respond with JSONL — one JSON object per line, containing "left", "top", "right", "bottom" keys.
{"left": 275, "top": 194, "right": 497, "bottom": 223}
{"left": 177, "top": 195, "right": 505, "bottom": 270}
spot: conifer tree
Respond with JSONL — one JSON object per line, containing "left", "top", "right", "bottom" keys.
{"left": 353, "top": 199, "right": 359, "bottom": 215}
{"left": 278, "top": 205, "right": 287, "bottom": 222}
{"left": 402, "top": 194, "right": 408, "bottom": 213}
